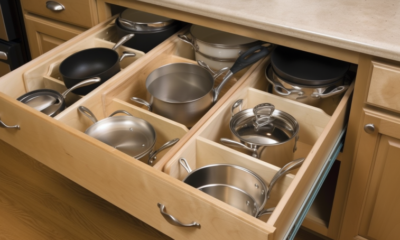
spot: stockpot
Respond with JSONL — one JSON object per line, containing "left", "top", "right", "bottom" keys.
{"left": 266, "top": 64, "right": 349, "bottom": 106}
{"left": 179, "top": 157, "right": 304, "bottom": 218}
{"left": 17, "top": 78, "right": 100, "bottom": 117}
{"left": 220, "top": 101, "right": 299, "bottom": 168}
{"left": 78, "top": 106, "right": 179, "bottom": 165}
{"left": 131, "top": 45, "right": 270, "bottom": 128}
{"left": 116, "top": 9, "right": 182, "bottom": 53}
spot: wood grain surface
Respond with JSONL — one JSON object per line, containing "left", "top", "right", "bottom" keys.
{"left": 0, "top": 139, "right": 171, "bottom": 240}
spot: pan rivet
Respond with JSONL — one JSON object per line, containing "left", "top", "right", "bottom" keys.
{"left": 261, "top": 190, "right": 265, "bottom": 195}
{"left": 142, "top": 144, "right": 145, "bottom": 147}
{"left": 246, "top": 201, "right": 250, "bottom": 206}
{"left": 255, "top": 184, "right": 259, "bottom": 188}
{"left": 129, "top": 128, "right": 134, "bottom": 131}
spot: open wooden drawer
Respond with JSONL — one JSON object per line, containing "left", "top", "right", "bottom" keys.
{"left": 161, "top": 56, "right": 354, "bottom": 240}
{"left": 0, "top": 15, "right": 354, "bottom": 240}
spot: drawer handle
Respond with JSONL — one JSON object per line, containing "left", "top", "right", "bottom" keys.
{"left": 0, "top": 51, "right": 7, "bottom": 60}
{"left": 46, "top": 1, "right": 65, "bottom": 12}
{"left": 0, "top": 118, "right": 20, "bottom": 129}
{"left": 157, "top": 203, "right": 200, "bottom": 228}
{"left": 364, "top": 124, "right": 375, "bottom": 134}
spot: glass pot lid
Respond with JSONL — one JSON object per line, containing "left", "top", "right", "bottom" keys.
{"left": 229, "top": 103, "right": 299, "bottom": 146}
{"left": 119, "top": 9, "right": 175, "bottom": 31}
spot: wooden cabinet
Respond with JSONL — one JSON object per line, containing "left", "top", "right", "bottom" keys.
{"left": 339, "top": 110, "right": 400, "bottom": 240}
{"left": 20, "top": 0, "right": 98, "bottom": 58}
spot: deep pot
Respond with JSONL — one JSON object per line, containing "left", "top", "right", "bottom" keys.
{"left": 220, "top": 101, "right": 299, "bottom": 168}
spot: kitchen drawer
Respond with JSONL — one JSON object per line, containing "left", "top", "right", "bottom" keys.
{"left": 162, "top": 56, "right": 354, "bottom": 240}
{"left": 0, "top": 16, "right": 353, "bottom": 240}
{"left": 367, "top": 61, "right": 400, "bottom": 113}
{"left": 20, "top": 0, "right": 98, "bottom": 29}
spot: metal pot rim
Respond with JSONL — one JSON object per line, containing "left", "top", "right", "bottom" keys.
{"left": 17, "top": 89, "right": 65, "bottom": 117}
{"left": 118, "top": 9, "right": 175, "bottom": 32}
{"left": 189, "top": 25, "right": 261, "bottom": 49}
{"left": 84, "top": 115, "right": 156, "bottom": 159}
{"left": 229, "top": 107, "right": 299, "bottom": 147}
{"left": 146, "top": 62, "right": 215, "bottom": 104}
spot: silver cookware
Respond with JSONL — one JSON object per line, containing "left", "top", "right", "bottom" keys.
{"left": 179, "top": 157, "right": 304, "bottom": 218}
{"left": 17, "top": 78, "right": 101, "bottom": 117}
{"left": 266, "top": 64, "right": 349, "bottom": 106}
{"left": 220, "top": 101, "right": 299, "bottom": 168}
{"left": 78, "top": 106, "right": 179, "bottom": 165}
{"left": 131, "top": 45, "right": 270, "bottom": 128}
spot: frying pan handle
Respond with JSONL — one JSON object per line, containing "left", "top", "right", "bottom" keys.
{"left": 119, "top": 51, "right": 136, "bottom": 62}
{"left": 78, "top": 106, "right": 98, "bottom": 124}
{"left": 131, "top": 97, "right": 152, "bottom": 111}
{"left": 148, "top": 138, "right": 180, "bottom": 165}
{"left": 256, "top": 207, "right": 275, "bottom": 218}
{"left": 179, "top": 158, "right": 193, "bottom": 174}
{"left": 112, "top": 34, "right": 135, "bottom": 50}
{"left": 177, "top": 34, "right": 198, "bottom": 51}
{"left": 230, "top": 45, "right": 270, "bottom": 74}
{"left": 319, "top": 85, "right": 349, "bottom": 98}
{"left": 108, "top": 110, "right": 133, "bottom": 117}
{"left": 267, "top": 158, "right": 305, "bottom": 199}
{"left": 231, "top": 99, "right": 243, "bottom": 117}
{"left": 61, "top": 77, "right": 101, "bottom": 98}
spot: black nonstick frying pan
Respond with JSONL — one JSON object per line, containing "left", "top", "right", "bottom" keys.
{"left": 59, "top": 34, "right": 136, "bottom": 95}
{"left": 270, "top": 46, "right": 350, "bottom": 86}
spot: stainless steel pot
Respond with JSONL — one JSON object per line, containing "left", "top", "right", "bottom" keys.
{"left": 17, "top": 78, "right": 101, "bottom": 117}
{"left": 131, "top": 45, "right": 270, "bottom": 128}
{"left": 265, "top": 64, "right": 349, "bottom": 106}
{"left": 78, "top": 106, "right": 179, "bottom": 165}
{"left": 179, "top": 157, "right": 304, "bottom": 218}
{"left": 220, "top": 101, "right": 299, "bottom": 168}
{"left": 178, "top": 25, "right": 264, "bottom": 69}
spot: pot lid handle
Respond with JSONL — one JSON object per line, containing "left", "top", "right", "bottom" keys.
{"left": 253, "top": 103, "right": 275, "bottom": 130}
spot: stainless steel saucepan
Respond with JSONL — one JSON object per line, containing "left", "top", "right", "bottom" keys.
{"left": 179, "top": 157, "right": 304, "bottom": 218}
{"left": 131, "top": 45, "right": 270, "bottom": 128}
{"left": 220, "top": 101, "right": 299, "bottom": 168}
{"left": 78, "top": 106, "right": 179, "bottom": 165}
{"left": 17, "top": 78, "right": 101, "bottom": 117}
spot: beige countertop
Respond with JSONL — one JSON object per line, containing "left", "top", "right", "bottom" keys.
{"left": 140, "top": 0, "right": 400, "bottom": 61}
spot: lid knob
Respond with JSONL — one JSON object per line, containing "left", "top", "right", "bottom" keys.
{"left": 253, "top": 103, "right": 275, "bottom": 131}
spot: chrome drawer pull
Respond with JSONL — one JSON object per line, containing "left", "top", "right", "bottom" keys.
{"left": 364, "top": 124, "right": 375, "bottom": 134}
{"left": 157, "top": 203, "right": 200, "bottom": 228}
{"left": 0, "top": 118, "right": 20, "bottom": 129}
{"left": 0, "top": 51, "right": 7, "bottom": 60}
{"left": 46, "top": 1, "right": 65, "bottom": 12}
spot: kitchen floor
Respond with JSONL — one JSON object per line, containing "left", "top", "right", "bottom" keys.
{"left": 0, "top": 139, "right": 327, "bottom": 240}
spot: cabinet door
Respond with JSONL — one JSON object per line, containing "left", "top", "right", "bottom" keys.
{"left": 23, "top": 14, "right": 85, "bottom": 59}
{"left": 340, "top": 110, "right": 400, "bottom": 240}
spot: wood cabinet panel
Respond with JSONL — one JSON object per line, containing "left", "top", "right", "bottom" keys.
{"left": 24, "top": 14, "right": 85, "bottom": 59}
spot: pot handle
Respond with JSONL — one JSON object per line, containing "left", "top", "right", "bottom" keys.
{"left": 108, "top": 110, "right": 133, "bottom": 117}
{"left": 231, "top": 99, "right": 243, "bottom": 117}
{"left": 131, "top": 97, "right": 152, "bottom": 111}
{"left": 256, "top": 207, "right": 275, "bottom": 218}
{"left": 265, "top": 65, "right": 301, "bottom": 96}
{"left": 220, "top": 138, "right": 259, "bottom": 158}
{"left": 179, "top": 158, "right": 193, "bottom": 174}
{"left": 119, "top": 51, "right": 136, "bottom": 62}
{"left": 78, "top": 106, "right": 98, "bottom": 123}
{"left": 112, "top": 34, "right": 134, "bottom": 50}
{"left": 267, "top": 158, "right": 305, "bottom": 199}
{"left": 177, "top": 34, "right": 198, "bottom": 51}
{"left": 319, "top": 85, "right": 349, "bottom": 99}
{"left": 213, "top": 45, "right": 270, "bottom": 102}
{"left": 148, "top": 138, "right": 180, "bottom": 165}
{"left": 197, "top": 60, "right": 229, "bottom": 79}
{"left": 61, "top": 77, "right": 101, "bottom": 98}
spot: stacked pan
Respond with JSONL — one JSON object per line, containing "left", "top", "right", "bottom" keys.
{"left": 179, "top": 25, "right": 265, "bottom": 70}
{"left": 266, "top": 46, "right": 351, "bottom": 106}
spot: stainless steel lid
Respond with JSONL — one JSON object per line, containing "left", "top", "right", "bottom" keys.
{"left": 230, "top": 103, "right": 299, "bottom": 146}
{"left": 118, "top": 9, "right": 175, "bottom": 31}
{"left": 190, "top": 25, "right": 258, "bottom": 48}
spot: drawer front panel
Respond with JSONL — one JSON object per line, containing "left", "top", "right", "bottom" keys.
{"left": 367, "top": 61, "right": 400, "bottom": 113}
{"left": 21, "top": 0, "right": 97, "bottom": 29}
